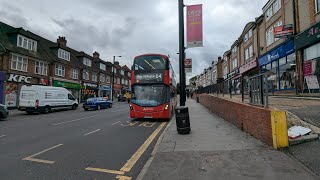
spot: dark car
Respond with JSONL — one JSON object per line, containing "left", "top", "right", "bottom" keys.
{"left": 83, "top": 97, "right": 113, "bottom": 111}
{"left": 0, "top": 104, "right": 9, "bottom": 120}
{"left": 118, "top": 95, "right": 126, "bottom": 102}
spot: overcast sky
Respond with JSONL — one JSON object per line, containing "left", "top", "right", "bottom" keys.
{"left": 0, "top": 0, "right": 268, "bottom": 82}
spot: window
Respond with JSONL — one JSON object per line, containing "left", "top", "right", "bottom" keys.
{"left": 11, "top": 54, "right": 28, "bottom": 71}
{"left": 266, "top": 21, "right": 282, "bottom": 46}
{"left": 266, "top": 6, "right": 273, "bottom": 21}
{"left": 121, "top": 70, "right": 124, "bottom": 75}
{"left": 55, "top": 64, "right": 65, "bottom": 77}
{"left": 266, "top": 27, "right": 274, "bottom": 46}
{"left": 83, "top": 57, "right": 92, "bottom": 67}
{"left": 117, "top": 77, "right": 121, "bottom": 84}
{"left": 83, "top": 70, "right": 89, "bottom": 80}
{"left": 128, "top": 73, "right": 131, "bottom": 77}
{"left": 232, "top": 59, "right": 238, "bottom": 69}
{"left": 71, "top": 69, "right": 78, "bottom": 79}
{"left": 106, "top": 76, "right": 111, "bottom": 83}
{"left": 92, "top": 73, "right": 97, "bottom": 82}
{"left": 17, "top": 35, "right": 37, "bottom": 51}
{"left": 100, "top": 63, "right": 106, "bottom": 71}
{"left": 35, "top": 61, "right": 48, "bottom": 75}
{"left": 265, "top": 0, "right": 281, "bottom": 21}
{"left": 273, "top": 0, "right": 281, "bottom": 14}
{"left": 232, "top": 46, "right": 237, "bottom": 53}
{"left": 245, "top": 45, "right": 254, "bottom": 61}
{"left": 58, "top": 49, "right": 70, "bottom": 61}
{"left": 114, "top": 68, "right": 117, "bottom": 73}
{"left": 100, "top": 74, "right": 105, "bottom": 82}
{"left": 316, "top": 0, "right": 320, "bottom": 13}
{"left": 244, "top": 29, "right": 253, "bottom": 42}
{"left": 133, "top": 55, "right": 168, "bottom": 70}
{"left": 224, "top": 66, "right": 228, "bottom": 75}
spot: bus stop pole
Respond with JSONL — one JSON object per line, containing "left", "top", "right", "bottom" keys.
{"left": 178, "top": 0, "right": 186, "bottom": 106}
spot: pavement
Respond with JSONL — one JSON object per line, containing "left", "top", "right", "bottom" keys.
{"left": 0, "top": 102, "right": 166, "bottom": 180}
{"left": 139, "top": 99, "right": 318, "bottom": 180}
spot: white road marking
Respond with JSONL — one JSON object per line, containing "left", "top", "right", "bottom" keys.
{"left": 112, "top": 121, "right": 121, "bottom": 125}
{"left": 84, "top": 129, "right": 101, "bottom": 136}
{"left": 111, "top": 108, "right": 128, "bottom": 113}
{"left": 52, "top": 115, "right": 100, "bottom": 126}
{"left": 0, "top": 135, "right": 6, "bottom": 138}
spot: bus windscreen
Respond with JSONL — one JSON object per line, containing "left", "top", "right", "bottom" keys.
{"left": 134, "top": 56, "right": 167, "bottom": 70}
{"left": 131, "top": 84, "right": 170, "bottom": 107}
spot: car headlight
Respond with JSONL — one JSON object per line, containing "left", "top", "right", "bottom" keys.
{"left": 0, "top": 104, "right": 7, "bottom": 110}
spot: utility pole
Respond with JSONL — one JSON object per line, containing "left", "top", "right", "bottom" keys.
{"left": 179, "top": 0, "right": 186, "bottom": 106}
{"left": 111, "top": 55, "right": 121, "bottom": 101}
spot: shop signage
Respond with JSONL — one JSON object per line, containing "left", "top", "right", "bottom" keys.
{"left": 135, "top": 72, "right": 163, "bottom": 83}
{"left": 258, "top": 40, "right": 295, "bottom": 66}
{"left": 187, "top": 4, "right": 203, "bottom": 48}
{"left": 5, "top": 82, "right": 17, "bottom": 107}
{"left": 296, "top": 21, "right": 320, "bottom": 50}
{"left": 240, "top": 59, "right": 257, "bottom": 74}
{"left": 53, "top": 80, "right": 81, "bottom": 89}
{"left": 100, "top": 85, "right": 111, "bottom": 91}
{"left": 274, "top": 24, "right": 293, "bottom": 38}
{"left": 305, "top": 76, "right": 320, "bottom": 89}
{"left": 8, "top": 74, "right": 31, "bottom": 83}
{"left": 303, "top": 60, "right": 316, "bottom": 76}
{"left": 83, "top": 83, "right": 98, "bottom": 88}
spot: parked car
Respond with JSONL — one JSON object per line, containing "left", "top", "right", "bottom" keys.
{"left": 83, "top": 97, "right": 113, "bottom": 111}
{"left": 18, "top": 85, "right": 78, "bottom": 114}
{"left": 0, "top": 104, "right": 9, "bottom": 120}
{"left": 118, "top": 95, "right": 126, "bottom": 102}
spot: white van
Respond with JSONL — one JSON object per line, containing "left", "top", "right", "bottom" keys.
{"left": 18, "top": 85, "right": 78, "bottom": 114}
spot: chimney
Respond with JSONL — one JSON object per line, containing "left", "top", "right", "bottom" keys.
{"left": 114, "top": 61, "right": 120, "bottom": 65}
{"left": 218, "top": 56, "right": 222, "bottom": 61}
{"left": 57, "top": 36, "right": 67, "bottom": 46}
{"left": 93, "top": 51, "right": 100, "bottom": 59}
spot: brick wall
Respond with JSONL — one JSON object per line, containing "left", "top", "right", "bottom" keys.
{"left": 198, "top": 94, "right": 273, "bottom": 146}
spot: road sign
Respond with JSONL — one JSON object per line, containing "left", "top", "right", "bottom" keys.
{"left": 184, "top": 58, "right": 192, "bottom": 73}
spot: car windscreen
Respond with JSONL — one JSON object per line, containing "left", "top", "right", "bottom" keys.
{"left": 134, "top": 56, "right": 167, "bottom": 70}
{"left": 131, "top": 84, "right": 170, "bottom": 107}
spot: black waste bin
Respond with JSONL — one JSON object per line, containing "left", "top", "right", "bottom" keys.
{"left": 175, "top": 106, "right": 191, "bottom": 134}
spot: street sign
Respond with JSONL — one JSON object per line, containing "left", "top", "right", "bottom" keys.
{"left": 184, "top": 58, "right": 192, "bottom": 73}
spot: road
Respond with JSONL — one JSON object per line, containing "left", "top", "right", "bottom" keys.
{"left": 0, "top": 102, "right": 167, "bottom": 180}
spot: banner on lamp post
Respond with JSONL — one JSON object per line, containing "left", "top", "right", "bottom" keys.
{"left": 187, "top": 4, "right": 203, "bottom": 48}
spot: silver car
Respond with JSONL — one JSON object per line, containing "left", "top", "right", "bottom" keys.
{"left": 0, "top": 104, "right": 9, "bottom": 120}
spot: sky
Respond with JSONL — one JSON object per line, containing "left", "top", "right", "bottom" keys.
{"left": 0, "top": 0, "right": 268, "bottom": 83}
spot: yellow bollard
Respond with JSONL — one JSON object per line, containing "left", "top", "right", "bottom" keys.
{"left": 271, "top": 111, "right": 289, "bottom": 149}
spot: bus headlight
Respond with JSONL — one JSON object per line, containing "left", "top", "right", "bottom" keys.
{"left": 129, "top": 104, "right": 133, "bottom": 110}
{"left": 164, "top": 104, "right": 169, "bottom": 110}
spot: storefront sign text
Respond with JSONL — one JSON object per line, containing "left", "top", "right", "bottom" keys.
{"left": 53, "top": 80, "right": 81, "bottom": 89}
{"left": 258, "top": 40, "right": 294, "bottom": 66}
{"left": 295, "top": 21, "right": 320, "bottom": 50}
{"left": 240, "top": 59, "right": 257, "bottom": 74}
{"left": 8, "top": 74, "right": 31, "bottom": 83}
{"left": 83, "top": 83, "right": 97, "bottom": 88}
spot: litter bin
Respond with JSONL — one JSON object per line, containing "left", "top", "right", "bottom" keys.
{"left": 175, "top": 106, "right": 191, "bottom": 134}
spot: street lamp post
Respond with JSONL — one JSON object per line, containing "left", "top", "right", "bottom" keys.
{"left": 111, "top": 55, "right": 121, "bottom": 101}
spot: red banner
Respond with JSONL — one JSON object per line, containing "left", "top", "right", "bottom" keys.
{"left": 187, "top": 4, "right": 203, "bottom": 48}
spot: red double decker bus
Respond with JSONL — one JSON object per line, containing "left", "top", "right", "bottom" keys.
{"left": 130, "top": 54, "right": 177, "bottom": 120}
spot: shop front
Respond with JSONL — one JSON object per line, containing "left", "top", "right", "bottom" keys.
{"left": 4, "top": 73, "right": 49, "bottom": 108}
{"left": 113, "top": 84, "right": 121, "bottom": 99}
{"left": 99, "top": 84, "right": 111, "bottom": 99}
{"left": 226, "top": 68, "right": 240, "bottom": 94}
{"left": 258, "top": 39, "right": 296, "bottom": 92}
{"left": 240, "top": 59, "right": 259, "bottom": 94}
{"left": 52, "top": 79, "right": 81, "bottom": 101}
{"left": 81, "top": 82, "right": 98, "bottom": 102}
{"left": 295, "top": 22, "right": 320, "bottom": 93}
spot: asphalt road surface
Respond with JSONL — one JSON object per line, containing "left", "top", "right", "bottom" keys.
{"left": 0, "top": 102, "right": 167, "bottom": 180}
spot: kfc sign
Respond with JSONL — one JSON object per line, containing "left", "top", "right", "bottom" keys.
{"left": 8, "top": 74, "right": 32, "bottom": 83}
